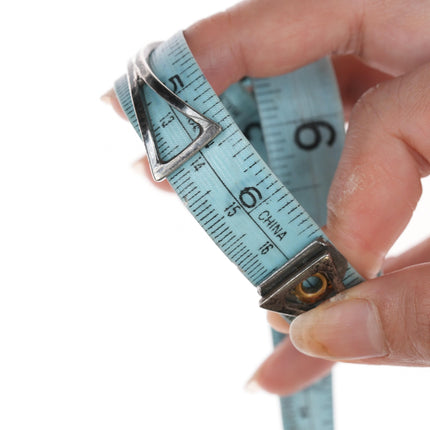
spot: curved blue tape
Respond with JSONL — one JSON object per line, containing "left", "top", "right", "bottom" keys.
{"left": 114, "top": 31, "right": 363, "bottom": 430}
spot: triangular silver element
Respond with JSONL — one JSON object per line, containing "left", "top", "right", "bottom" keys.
{"left": 127, "top": 42, "right": 222, "bottom": 182}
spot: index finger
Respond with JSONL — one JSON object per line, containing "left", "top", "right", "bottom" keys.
{"left": 185, "top": 0, "right": 430, "bottom": 94}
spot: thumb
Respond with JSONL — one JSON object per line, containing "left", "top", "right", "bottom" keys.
{"left": 289, "top": 264, "right": 430, "bottom": 365}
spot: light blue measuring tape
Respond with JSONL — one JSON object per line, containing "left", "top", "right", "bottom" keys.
{"left": 113, "top": 31, "right": 364, "bottom": 430}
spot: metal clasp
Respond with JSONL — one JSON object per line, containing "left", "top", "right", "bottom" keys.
{"left": 258, "top": 237, "right": 348, "bottom": 317}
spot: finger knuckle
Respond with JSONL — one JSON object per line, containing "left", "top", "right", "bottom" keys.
{"left": 336, "top": 0, "right": 366, "bottom": 56}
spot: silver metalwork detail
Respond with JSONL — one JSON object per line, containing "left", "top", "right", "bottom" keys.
{"left": 127, "top": 42, "right": 222, "bottom": 181}
{"left": 258, "top": 237, "right": 348, "bottom": 317}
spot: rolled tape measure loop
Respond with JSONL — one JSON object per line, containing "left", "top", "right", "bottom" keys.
{"left": 114, "top": 31, "right": 364, "bottom": 430}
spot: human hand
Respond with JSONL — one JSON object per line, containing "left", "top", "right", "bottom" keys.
{"left": 105, "top": 0, "right": 430, "bottom": 396}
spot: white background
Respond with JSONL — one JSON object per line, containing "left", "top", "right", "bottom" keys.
{"left": 1, "top": 0, "right": 430, "bottom": 429}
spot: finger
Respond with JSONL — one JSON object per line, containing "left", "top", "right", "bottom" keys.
{"left": 332, "top": 55, "right": 392, "bottom": 119}
{"left": 246, "top": 335, "right": 334, "bottom": 395}
{"left": 267, "top": 311, "right": 290, "bottom": 334}
{"left": 185, "top": 0, "right": 430, "bottom": 94}
{"left": 289, "top": 263, "right": 430, "bottom": 365}
{"left": 325, "top": 63, "right": 430, "bottom": 278}
{"left": 101, "top": 89, "right": 128, "bottom": 120}
{"left": 384, "top": 237, "right": 430, "bottom": 274}
{"left": 133, "top": 157, "right": 174, "bottom": 193}
{"left": 256, "top": 239, "right": 430, "bottom": 393}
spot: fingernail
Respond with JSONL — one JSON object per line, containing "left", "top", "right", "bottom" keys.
{"left": 289, "top": 299, "right": 388, "bottom": 360}
{"left": 244, "top": 375, "right": 262, "bottom": 393}
{"left": 101, "top": 89, "right": 128, "bottom": 121}
{"left": 100, "top": 88, "right": 115, "bottom": 105}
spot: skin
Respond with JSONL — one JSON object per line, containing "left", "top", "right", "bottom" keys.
{"left": 105, "top": 0, "right": 430, "bottom": 396}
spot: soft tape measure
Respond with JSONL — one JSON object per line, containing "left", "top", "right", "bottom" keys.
{"left": 113, "top": 31, "right": 364, "bottom": 430}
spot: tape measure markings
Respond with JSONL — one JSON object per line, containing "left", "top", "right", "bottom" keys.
{"left": 114, "top": 31, "right": 364, "bottom": 430}
{"left": 117, "top": 36, "right": 363, "bottom": 287}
